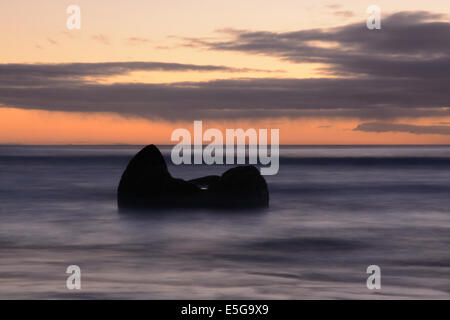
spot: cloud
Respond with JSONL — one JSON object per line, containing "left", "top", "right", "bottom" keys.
{"left": 333, "top": 11, "right": 355, "bottom": 18}
{"left": 47, "top": 38, "right": 59, "bottom": 46}
{"left": 0, "top": 77, "right": 449, "bottom": 120}
{"left": 325, "top": 4, "right": 342, "bottom": 10}
{"left": 127, "top": 37, "right": 152, "bottom": 45}
{"left": 354, "top": 123, "right": 450, "bottom": 135}
{"left": 0, "top": 62, "right": 274, "bottom": 87}
{"left": 61, "top": 30, "right": 77, "bottom": 40}
{"left": 0, "top": 11, "right": 449, "bottom": 122}
{"left": 185, "top": 11, "right": 450, "bottom": 79}
{"left": 92, "top": 34, "right": 111, "bottom": 45}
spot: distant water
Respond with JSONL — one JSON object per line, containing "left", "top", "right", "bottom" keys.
{"left": 0, "top": 145, "right": 449, "bottom": 299}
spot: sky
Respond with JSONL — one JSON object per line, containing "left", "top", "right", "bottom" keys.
{"left": 0, "top": 0, "right": 449, "bottom": 144}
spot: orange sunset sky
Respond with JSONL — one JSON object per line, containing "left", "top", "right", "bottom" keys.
{"left": 0, "top": 0, "right": 449, "bottom": 144}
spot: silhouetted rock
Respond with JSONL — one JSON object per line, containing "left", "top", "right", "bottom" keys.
{"left": 189, "top": 175, "right": 220, "bottom": 190}
{"left": 117, "top": 145, "right": 201, "bottom": 208}
{"left": 117, "top": 145, "right": 269, "bottom": 210}
{"left": 208, "top": 166, "right": 269, "bottom": 208}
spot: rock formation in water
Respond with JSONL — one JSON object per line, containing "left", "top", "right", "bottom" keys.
{"left": 117, "top": 145, "right": 269, "bottom": 210}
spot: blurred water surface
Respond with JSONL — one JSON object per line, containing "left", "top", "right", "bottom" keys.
{"left": 0, "top": 145, "right": 449, "bottom": 299}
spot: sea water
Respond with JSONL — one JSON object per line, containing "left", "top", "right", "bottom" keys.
{"left": 0, "top": 145, "right": 449, "bottom": 299}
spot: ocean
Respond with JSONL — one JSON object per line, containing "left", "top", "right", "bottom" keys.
{"left": 0, "top": 145, "right": 449, "bottom": 299}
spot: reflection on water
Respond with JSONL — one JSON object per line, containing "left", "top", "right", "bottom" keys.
{"left": 0, "top": 145, "right": 449, "bottom": 299}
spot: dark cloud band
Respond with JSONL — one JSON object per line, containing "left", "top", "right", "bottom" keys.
{"left": 0, "top": 62, "right": 274, "bottom": 87}
{"left": 187, "top": 11, "right": 450, "bottom": 79}
{"left": 0, "top": 77, "right": 449, "bottom": 120}
{"left": 0, "top": 11, "right": 449, "bottom": 122}
{"left": 354, "top": 122, "right": 450, "bottom": 135}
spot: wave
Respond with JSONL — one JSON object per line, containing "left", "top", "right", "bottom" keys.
{"left": 269, "top": 183, "right": 450, "bottom": 194}
{"left": 277, "top": 156, "right": 450, "bottom": 167}
{"left": 2, "top": 154, "right": 450, "bottom": 167}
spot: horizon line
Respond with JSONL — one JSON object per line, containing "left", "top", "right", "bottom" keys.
{"left": 1, "top": 144, "right": 450, "bottom": 147}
